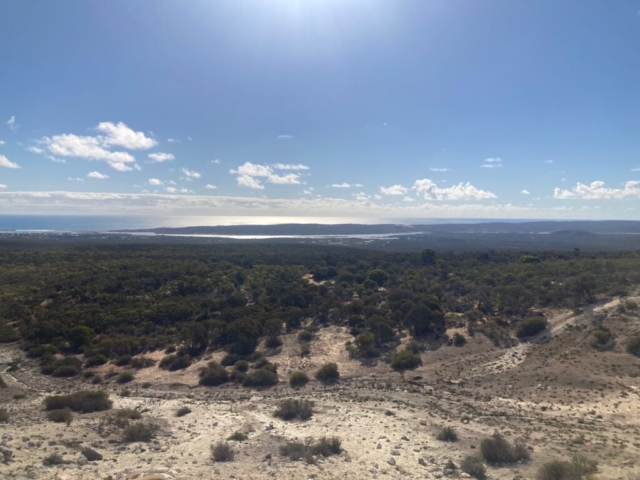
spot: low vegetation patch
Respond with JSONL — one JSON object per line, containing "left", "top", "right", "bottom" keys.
{"left": 516, "top": 316, "right": 548, "bottom": 338}
{"left": 536, "top": 455, "right": 598, "bottom": 480}
{"left": 199, "top": 361, "right": 229, "bottom": 386}
{"left": 436, "top": 426, "right": 458, "bottom": 442}
{"left": 242, "top": 368, "right": 279, "bottom": 387}
{"left": 627, "top": 335, "right": 640, "bottom": 357}
{"left": 122, "top": 420, "right": 161, "bottom": 442}
{"left": 41, "top": 357, "right": 83, "bottom": 377}
{"left": 44, "top": 390, "right": 112, "bottom": 413}
{"left": 280, "top": 436, "right": 342, "bottom": 463}
{"left": 116, "top": 371, "right": 134, "bottom": 384}
{"left": 480, "top": 433, "right": 530, "bottom": 464}
{"left": 289, "top": 371, "right": 309, "bottom": 388}
{"left": 176, "top": 406, "right": 192, "bottom": 417}
{"left": 461, "top": 455, "right": 487, "bottom": 480}
{"left": 274, "top": 399, "right": 314, "bottom": 420}
{"left": 43, "top": 452, "right": 64, "bottom": 466}
{"left": 131, "top": 356, "right": 156, "bottom": 369}
{"left": 46, "top": 407, "right": 73, "bottom": 425}
{"left": 211, "top": 441, "right": 234, "bottom": 462}
{"left": 228, "top": 431, "right": 248, "bottom": 442}
{"left": 391, "top": 348, "right": 422, "bottom": 371}
{"left": 0, "top": 408, "right": 8, "bottom": 423}
{"left": 315, "top": 362, "right": 339, "bottom": 383}
{"left": 159, "top": 353, "right": 192, "bottom": 371}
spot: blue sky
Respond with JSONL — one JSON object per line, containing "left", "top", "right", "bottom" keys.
{"left": 1, "top": 0, "right": 639, "bottom": 220}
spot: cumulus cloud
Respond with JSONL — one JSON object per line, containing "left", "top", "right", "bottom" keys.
{"left": 180, "top": 188, "right": 193, "bottom": 194}
{"left": 6, "top": 116, "right": 16, "bottom": 130}
{"left": 27, "top": 146, "right": 44, "bottom": 154}
{"left": 205, "top": 184, "right": 217, "bottom": 189}
{"left": 165, "top": 186, "right": 177, "bottom": 193}
{"left": 211, "top": 159, "right": 221, "bottom": 164}
{"left": 0, "top": 184, "right": 6, "bottom": 189}
{"left": 167, "top": 138, "right": 179, "bottom": 143}
{"left": 68, "top": 177, "right": 84, "bottom": 182}
{"left": 331, "top": 183, "right": 351, "bottom": 188}
{"left": 413, "top": 178, "right": 496, "bottom": 200}
{"left": 148, "top": 152, "right": 175, "bottom": 163}
{"left": 87, "top": 171, "right": 109, "bottom": 179}
{"left": 230, "top": 162, "right": 302, "bottom": 189}
{"left": 521, "top": 190, "right": 531, "bottom": 195}
{"left": 272, "top": 163, "right": 309, "bottom": 170}
{"left": 481, "top": 157, "right": 503, "bottom": 168}
{"left": 0, "top": 155, "right": 20, "bottom": 169}
{"left": 429, "top": 167, "right": 452, "bottom": 172}
{"left": 0, "top": 140, "right": 4, "bottom": 145}
{"left": 380, "top": 184, "right": 409, "bottom": 196}
{"left": 148, "top": 178, "right": 163, "bottom": 186}
{"left": 181, "top": 168, "right": 201, "bottom": 179}
{"left": 47, "top": 156, "right": 66, "bottom": 164}
{"left": 277, "top": 134, "right": 294, "bottom": 139}
{"left": 96, "top": 122, "right": 157, "bottom": 149}
{"left": 554, "top": 180, "right": 640, "bottom": 200}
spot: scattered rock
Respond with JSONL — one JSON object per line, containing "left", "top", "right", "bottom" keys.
{"left": 81, "top": 446, "right": 103, "bottom": 461}
{"left": 387, "top": 458, "right": 396, "bottom": 466}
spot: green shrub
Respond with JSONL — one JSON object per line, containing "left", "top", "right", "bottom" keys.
{"left": 299, "top": 342, "right": 311, "bottom": 357}
{"left": 199, "top": 362, "right": 229, "bottom": 386}
{"left": 480, "top": 433, "right": 529, "bottom": 464}
{"left": 516, "top": 317, "right": 548, "bottom": 338}
{"left": 453, "top": 332, "right": 467, "bottom": 346}
{"left": 265, "top": 336, "right": 283, "bottom": 348}
{"left": 280, "top": 440, "right": 306, "bottom": 461}
{"left": 159, "top": 353, "right": 192, "bottom": 371}
{"left": 44, "top": 390, "right": 112, "bottom": 413}
{"left": 436, "top": 426, "right": 458, "bottom": 442}
{"left": 309, "top": 436, "right": 341, "bottom": 457}
{"left": 115, "top": 355, "right": 132, "bottom": 366}
{"left": 627, "top": 336, "right": 640, "bottom": 357}
{"left": 46, "top": 408, "right": 73, "bottom": 425}
{"left": 85, "top": 354, "right": 108, "bottom": 367}
{"left": 122, "top": 420, "right": 160, "bottom": 442}
{"left": 228, "top": 431, "right": 248, "bottom": 441}
{"left": 289, "top": 371, "right": 309, "bottom": 388}
{"left": 176, "top": 406, "right": 192, "bottom": 417}
{"left": 536, "top": 455, "right": 598, "bottom": 480}
{"left": 274, "top": 399, "right": 314, "bottom": 420}
{"left": 391, "top": 349, "right": 422, "bottom": 371}
{"left": 242, "top": 368, "right": 279, "bottom": 387}
{"left": 52, "top": 364, "right": 82, "bottom": 377}
{"left": 298, "top": 330, "right": 313, "bottom": 342}
{"left": 0, "top": 408, "right": 8, "bottom": 423}
{"left": 211, "top": 441, "right": 234, "bottom": 462}
{"left": 592, "top": 329, "right": 611, "bottom": 346}
{"left": 91, "top": 374, "right": 103, "bottom": 384}
{"left": 315, "top": 363, "right": 339, "bottom": 383}
{"left": 43, "top": 452, "right": 64, "bottom": 466}
{"left": 117, "top": 371, "right": 134, "bottom": 384}
{"left": 279, "top": 437, "right": 341, "bottom": 462}
{"left": 234, "top": 360, "right": 249, "bottom": 372}
{"left": 131, "top": 356, "right": 155, "bottom": 369}
{"left": 221, "top": 353, "right": 241, "bottom": 366}
{"left": 461, "top": 455, "right": 486, "bottom": 480}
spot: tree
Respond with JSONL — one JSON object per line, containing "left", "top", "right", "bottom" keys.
{"left": 180, "top": 322, "right": 208, "bottom": 355}
{"left": 420, "top": 248, "right": 437, "bottom": 266}
{"left": 367, "top": 270, "right": 389, "bottom": 287}
{"left": 405, "top": 305, "right": 444, "bottom": 337}
{"left": 69, "top": 326, "right": 94, "bottom": 351}
{"left": 264, "top": 318, "right": 283, "bottom": 337}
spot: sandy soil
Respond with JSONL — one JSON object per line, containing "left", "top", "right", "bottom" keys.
{"left": 1, "top": 299, "right": 640, "bottom": 480}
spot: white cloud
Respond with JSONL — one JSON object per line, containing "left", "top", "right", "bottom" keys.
{"left": 277, "top": 134, "right": 294, "bottom": 139}
{"left": 485, "top": 157, "right": 502, "bottom": 163}
{"left": 134, "top": 163, "right": 142, "bottom": 171}
{"left": 0, "top": 155, "right": 20, "bottom": 169}
{"left": 230, "top": 162, "right": 302, "bottom": 188}
{"left": 429, "top": 167, "right": 452, "bottom": 172}
{"left": 180, "top": 188, "right": 193, "bottom": 194}
{"left": 205, "top": 184, "right": 217, "bottom": 190}
{"left": 96, "top": 122, "right": 157, "bottom": 149}
{"left": 148, "top": 152, "right": 175, "bottom": 163}
{"left": 554, "top": 180, "right": 640, "bottom": 200}
{"left": 68, "top": 177, "right": 84, "bottom": 182}
{"left": 6, "top": 116, "right": 16, "bottom": 129}
{"left": 331, "top": 183, "right": 351, "bottom": 188}
{"left": 0, "top": 140, "right": 4, "bottom": 145}
{"left": 148, "top": 178, "right": 163, "bottom": 186}
{"left": 481, "top": 157, "right": 503, "bottom": 168}
{"left": 544, "top": 160, "right": 554, "bottom": 164}
{"left": 272, "top": 163, "right": 309, "bottom": 170}
{"left": 402, "top": 196, "right": 415, "bottom": 202}
{"left": 302, "top": 189, "right": 313, "bottom": 195}
{"left": 47, "top": 156, "right": 66, "bottom": 164}
{"left": 181, "top": 168, "right": 201, "bottom": 179}
{"left": 167, "top": 138, "right": 179, "bottom": 143}
{"left": 413, "top": 178, "right": 496, "bottom": 200}
{"left": 380, "top": 184, "right": 409, "bottom": 196}
{"left": 211, "top": 159, "right": 221, "bottom": 164}
{"left": 521, "top": 190, "right": 531, "bottom": 195}
{"left": 87, "top": 171, "right": 109, "bottom": 179}
{"left": 165, "top": 187, "right": 177, "bottom": 193}
{"left": 27, "top": 146, "right": 44, "bottom": 154}
{"left": 354, "top": 183, "right": 363, "bottom": 188}
{"left": 0, "top": 184, "right": 5, "bottom": 188}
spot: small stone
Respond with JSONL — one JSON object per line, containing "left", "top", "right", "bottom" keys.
{"left": 387, "top": 458, "right": 396, "bottom": 466}
{"left": 81, "top": 446, "right": 103, "bottom": 461}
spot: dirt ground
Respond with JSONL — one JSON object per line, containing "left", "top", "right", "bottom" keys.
{"left": 1, "top": 298, "right": 640, "bottom": 480}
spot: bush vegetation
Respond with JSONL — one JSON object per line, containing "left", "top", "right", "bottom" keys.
{"left": 480, "top": 433, "right": 530, "bottom": 464}
{"left": 228, "top": 431, "right": 248, "bottom": 441}
{"left": 536, "top": 455, "right": 598, "bottom": 480}
{"left": 159, "top": 353, "right": 192, "bottom": 371}
{"left": 627, "top": 335, "right": 640, "bottom": 357}
{"left": 44, "top": 390, "right": 112, "bottom": 413}
{"left": 211, "top": 441, "right": 234, "bottom": 462}
{"left": 199, "top": 361, "right": 229, "bottom": 386}
{"left": 122, "top": 420, "right": 160, "bottom": 442}
{"left": 461, "top": 455, "right": 487, "bottom": 480}
{"left": 274, "top": 399, "right": 314, "bottom": 420}
{"left": 315, "top": 363, "right": 339, "bottom": 383}
{"left": 391, "top": 348, "right": 422, "bottom": 371}
{"left": 242, "top": 368, "right": 279, "bottom": 387}
{"left": 289, "top": 371, "right": 309, "bottom": 388}
{"left": 436, "top": 426, "right": 458, "bottom": 442}
{"left": 46, "top": 408, "right": 73, "bottom": 425}
{"left": 0, "top": 408, "right": 8, "bottom": 423}
{"left": 280, "top": 436, "right": 341, "bottom": 463}
{"left": 516, "top": 317, "right": 548, "bottom": 338}
{"left": 116, "top": 371, "right": 134, "bottom": 384}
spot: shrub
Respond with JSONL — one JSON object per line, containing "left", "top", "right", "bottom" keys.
{"left": 123, "top": 420, "right": 160, "bottom": 442}
{"left": 47, "top": 408, "right": 73, "bottom": 425}
{"left": 298, "top": 330, "right": 313, "bottom": 342}
{"left": 289, "top": 371, "right": 309, "bottom": 388}
{"left": 461, "top": 455, "right": 487, "bottom": 480}
{"left": 85, "top": 354, "right": 108, "bottom": 367}
{"left": 228, "top": 431, "right": 248, "bottom": 442}
{"left": 176, "top": 406, "right": 192, "bottom": 417}
{"left": 445, "top": 459, "right": 457, "bottom": 471}
{"left": 142, "top": 381, "right": 151, "bottom": 388}
{"left": 0, "top": 376, "right": 6, "bottom": 389}
{"left": 536, "top": 455, "right": 598, "bottom": 480}
{"left": 221, "top": 353, "right": 241, "bottom": 366}
{"left": 104, "top": 408, "right": 142, "bottom": 428}
{"left": 159, "top": 353, "right": 192, "bottom": 371}
{"left": 592, "top": 329, "right": 612, "bottom": 346}
{"left": 265, "top": 336, "right": 283, "bottom": 348}
{"left": 242, "top": 368, "right": 279, "bottom": 387}
{"left": 309, "top": 436, "right": 341, "bottom": 457}
{"left": 480, "top": 433, "right": 529, "bottom": 465}
{"left": 625, "top": 300, "right": 638, "bottom": 311}
{"left": 627, "top": 336, "right": 640, "bottom": 357}
{"left": 453, "top": 332, "right": 467, "bottom": 346}
{"left": 211, "top": 441, "right": 234, "bottom": 462}
{"left": 274, "top": 399, "right": 314, "bottom": 421}
{"left": 280, "top": 440, "right": 306, "bottom": 461}
{"left": 315, "top": 363, "right": 339, "bottom": 383}
{"left": 115, "top": 355, "right": 132, "bottom": 366}
{"left": 436, "top": 426, "right": 458, "bottom": 442}
{"left": 0, "top": 408, "right": 8, "bottom": 423}
{"left": 52, "top": 364, "right": 82, "bottom": 377}
{"left": 44, "top": 390, "right": 112, "bottom": 413}
{"left": 199, "top": 362, "right": 229, "bottom": 386}
{"left": 131, "top": 356, "right": 156, "bottom": 369}
{"left": 43, "top": 452, "right": 64, "bottom": 466}
{"left": 280, "top": 437, "right": 341, "bottom": 462}
{"left": 234, "top": 360, "right": 249, "bottom": 372}
{"left": 117, "top": 371, "right": 134, "bottom": 384}
{"left": 91, "top": 375, "right": 103, "bottom": 384}
{"left": 42, "top": 357, "right": 82, "bottom": 377}
{"left": 516, "top": 317, "right": 548, "bottom": 338}
{"left": 391, "top": 349, "right": 422, "bottom": 371}
{"left": 299, "top": 342, "right": 311, "bottom": 357}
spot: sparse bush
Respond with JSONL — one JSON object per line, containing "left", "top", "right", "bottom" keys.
{"left": 141, "top": 381, "right": 152, "bottom": 388}
{"left": 516, "top": 317, "right": 548, "bottom": 338}
{"left": 104, "top": 408, "right": 142, "bottom": 428}
{"left": 115, "top": 355, "right": 132, "bottom": 366}
{"left": 199, "top": 361, "right": 229, "bottom": 386}
{"left": 299, "top": 342, "right": 311, "bottom": 357}
{"left": 228, "top": 431, "right": 248, "bottom": 441}
{"left": 310, "top": 436, "right": 341, "bottom": 457}
{"left": 461, "top": 455, "right": 487, "bottom": 480}
{"left": 627, "top": 335, "right": 640, "bottom": 357}
{"left": 289, "top": 371, "right": 309, "bottom": 388}
{"left": 445, "top": 459, "right": 457, "bottom": 471}
{"left": 280, "top": 440, "right": 306, "bottom": 461}
{"left": 315, "top": 363, "right": 339, "bottom": 383}
{"left": 391, "top": 349, "right": 422, "bottom": 371}
{"left": 242, "top": 368, "right": 279, "bottom": 387}
{"left": 280, "top": 437, "right": 341, "bottom": 462}
{"left": 43, "top": 452, "right": 64, "bottom": 466}
{"left": 159, "top": 353, "right": 192, "bottom": 371}
{"left": 0, "top": 408, "right": 8, "bottom": 423}
{"left": 626, "top": 300, "right": 638, "bottom": 311}
{"left": 221, "top": 353, "right": 241, "bottom": 366}
{"left": 176, "top": 406, "right": 192, "bottom": 417}
{"left": 453, "top": 332, "right": 467, "bottom": 346}
{"left": 131, "top": 356, "right": 156, "bottom": 369}
{"left": 47, "top": 408, "right": 73, "bottom": 425}
{"left": 234, "top": 360, "right": 249, "bottom": 372}
{"left": 85, "top": 354, "right": 108, "bottom": 367}
{"left": 117, "top": 371, "right": 134, "bottom": 384}
{"left": 592, "top": 329, "right": 612, "bottom": 347}
{"left": 265, "top": 336, "right": 283, "bottom": 348}
{"left": 211, "top": 441, "right": 234, "bottom": 462}
{"left": 91, "top": 374, "right": 103, "bottom": 384}
{"left": 44, "top": 390, "right": 112, "bottom": 413}
{"left": 123, "top": 420, "right": 160, "bottom": 442}
{"left": 536, "top": 455, "right": 598, "bottom": 480}
{"left": 274, "top": 399, "right": 314, "bottom": 420}
{"left": 436, "top": 426, "right": 458, "bottom": 442}
{"left": 52, "top": 364, "right": 82, "bottom": 377}
{"left": 480, "top": 433, "right": 529, "bottom": 464}
{"left": 298, "top": 330, "right": 313, "bottom": 342}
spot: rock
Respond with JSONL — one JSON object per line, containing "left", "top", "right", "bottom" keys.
{"left": 54, "top": 473, "right": 74, "bottom": 480}
{"left": 401, "top": 435, "right": 409, "bottom": 441}
{"left": 81, "top": 446, "right": 103, "bottom": 461}
{"left": 77, "top": 454, "right": 88, "bottom": 466}
{"left": 376, "top": 443, "right": 382, "bottom": 450}
{"left": 461, "top": 474, "right": 472, "bottom": 479}
{"left": 444, "top": 469, "right": 456, "bottom": 477}
{"left": 391, "top": 450, "right": 400, "bottom": 456}
{"left": 264, "top": 453, "right": 272, "bottom": 461}
{"left": 419, "top": 458, "right": 427, "bottom": 467}
{"left": 0, "top": 445, "right": 12, "bottom": 463}
{"left": 387, "top": 458, "right": 396, "bottom": 466}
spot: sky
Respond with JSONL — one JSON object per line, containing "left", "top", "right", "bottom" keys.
{"left": 1, "top": 0, "right": 639, "bottom": 221}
